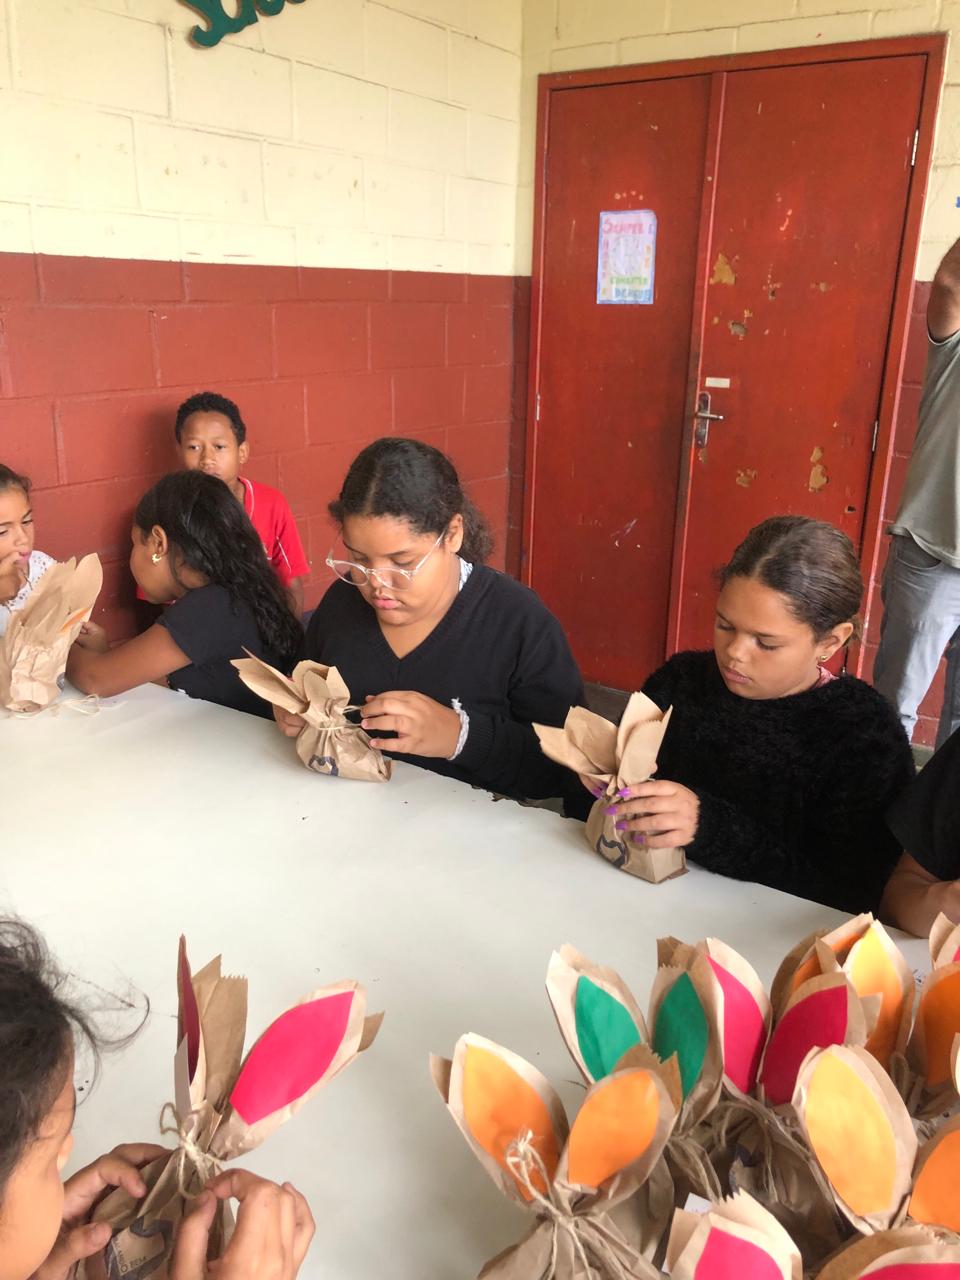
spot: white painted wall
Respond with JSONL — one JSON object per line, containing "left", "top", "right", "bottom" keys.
{"left": 0, "top": 0, "right": 521, "bottom": 272}
{"left": 0, "top": 1, "right": 958, "bottom": 277}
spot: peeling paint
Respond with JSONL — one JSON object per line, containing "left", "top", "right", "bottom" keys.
{"left": 712, "top": 316, "right": 720, "bottom": 325}
{"left": 736, "top": 468, "right": 759, "bottom": 488}
{"left": 710, "top": 252, "right": 736, "bottom": 286}
{"left": 809, "top": 446, "right": 829, "bottom": 493}
{"left": 728, "top": 308, "right": 752, "bottom": 339}
{"left": 815, "top": 281, "right": 832, "bottom": 292}
{"left": 779, "top": 208, "right": 793, "bottom": 233}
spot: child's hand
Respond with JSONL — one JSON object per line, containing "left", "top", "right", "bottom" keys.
{"left": 31, "top": 1143, "right": 167, "bottom": 1280}
{"left": 361, "top": 691, "right": 461, "bottom": 758}
{"left": 273, "top": 704, "right": 305, "bottom": 737}
{"left": 0, "top": 548, "right": 28, "bottom": 603}
{"left": 171, "top": 1170, "right": 314, "bottom": 1280}
{"left": 606, "top": 780, "right": 701, "bottom": 849}
{"left": 73, "top": 621, "right": 109, "bottom": 654}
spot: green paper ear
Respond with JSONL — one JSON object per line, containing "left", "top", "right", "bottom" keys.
{"left": 575, "top": 976, "right": 643, "bottom": 1081}
{"left": 652, "top": 971, "right": 708, "bottom": 1098}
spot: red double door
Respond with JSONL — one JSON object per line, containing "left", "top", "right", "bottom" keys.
{"left": 525, "top": 46, "right": 931, "bottom": 688}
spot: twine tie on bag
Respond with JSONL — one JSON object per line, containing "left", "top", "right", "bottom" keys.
{"left": 506, "top": 1133, "right": 594, "bottom": 1277}
{"left": 159, "top": 1104, "right": 223, "bottom": 1197}
{"left": 505, "top": 1134, "right": 638, "bottom": 1280}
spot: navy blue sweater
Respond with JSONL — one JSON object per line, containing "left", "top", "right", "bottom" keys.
{"left": 301, "top": 566, "right": 585, "bottom": 804}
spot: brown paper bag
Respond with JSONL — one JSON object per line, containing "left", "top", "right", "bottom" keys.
{"left": 0, "top": 554, "right": 103, "bottom": 712}
{"left": 535, "top": 693, "right": 686, "bottom": 883}
{"left": 232, "top": 652, "right": 391, "bottom": 781}
{"left": 432, "top": 1033, "right": 675, "bottom": 1279}
{"left": 80, "top": 937, "right": 382, "bottom": 1280}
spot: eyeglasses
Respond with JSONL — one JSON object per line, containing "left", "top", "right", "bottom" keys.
{"left": 325, "top": 532, "right": 445, "bottom": 590}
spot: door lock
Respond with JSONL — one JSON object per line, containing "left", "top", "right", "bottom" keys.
{"left": 694, "top": 391, "right": 724, "bottom": 448}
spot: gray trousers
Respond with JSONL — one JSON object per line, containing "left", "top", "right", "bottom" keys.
{"left": 874, "top": 533, "right": 960, "bottom": 747}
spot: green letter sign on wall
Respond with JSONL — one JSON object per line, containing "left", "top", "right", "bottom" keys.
{"left": 181, "top": 0, "right": 308, "bottom": 49}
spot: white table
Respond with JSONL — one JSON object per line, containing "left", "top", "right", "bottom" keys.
{"left": 3, "top": 685, "right": 927, "bottom": 1278}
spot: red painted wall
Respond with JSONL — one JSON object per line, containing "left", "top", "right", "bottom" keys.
{"left": 0, "top": 252, "right": 516, "bottom": 639}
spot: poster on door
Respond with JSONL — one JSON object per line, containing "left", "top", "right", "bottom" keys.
{"left": 596, "top": 210, "right": 657, "bottom": 305}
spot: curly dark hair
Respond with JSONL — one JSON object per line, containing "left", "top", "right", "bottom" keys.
{"left": 135, "top": 472, "right": 302, "bottom": 664}
{"left": 174, "top": 392, "right": 246, "bottom": 445}
{"left": 721, "top": 515, "right": 863, "bottom": 641}
{"left": 329, "top": 437, "right": 493, "bottom": 563}
{"left": 0, "top": 464, "right": 30, "bottom": 496}
{"left": 0, "top": 919, "right": 102, "bottom": 1201}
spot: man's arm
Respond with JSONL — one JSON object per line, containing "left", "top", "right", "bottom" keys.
{"left": 928, "top": 237, "right": 960, "bottom": 340}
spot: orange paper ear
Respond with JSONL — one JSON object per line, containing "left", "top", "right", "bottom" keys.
{"left": 774, "top": 917, "right": 874, "bottom": 1012}
{"left": 447, "top": 1034, "right": 567, "bottom": 1200}
{"left": 913, "top": 963, "right": 960, "bottom": 1088}
{"left": 909, "top": 1116, "right": 960, "bottom": 1233}
{"left": 561, "top": 1067, "right": 674, "bottom": 1192}
{"left": 794, "top": 1044, "right": 916, "bottom": 1232}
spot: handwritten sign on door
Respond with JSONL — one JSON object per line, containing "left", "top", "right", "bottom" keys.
{"left": 597, "top": 210, "right": 657, "bottom": 305}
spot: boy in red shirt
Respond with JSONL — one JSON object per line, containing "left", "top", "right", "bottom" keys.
{"left": 175, "top": 391, "right": 309, "bottom": 614}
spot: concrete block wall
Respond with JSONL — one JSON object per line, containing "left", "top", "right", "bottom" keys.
{"left": 0, "top": 254, "right": 515, "bottom": 634}
{"left": 0, "top": 0, "right": 521, "bottom": 275}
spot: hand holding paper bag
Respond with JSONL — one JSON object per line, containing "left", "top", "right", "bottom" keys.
{"left": 232, "top": 652, "right": 391, "bottom": 781}
{"left": 0, "top": 554, "right": 103, "bottom": 712}
{"left": 535, "top": 693, "right": 685, "bottom": 883}
{"left": 79, "top": 937, "right": 382, "bottom": 1280}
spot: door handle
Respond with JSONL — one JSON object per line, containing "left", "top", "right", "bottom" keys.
{"left": 694, "top": 391, "right": 724, "bottom": 447}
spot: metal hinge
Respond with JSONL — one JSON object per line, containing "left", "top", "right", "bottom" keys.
{"left": 536, "top": 393, "right": 542, "bottom": 423}
{"left": 871, "top": 419, "right": 879, "bottom": 453}
{"left": 911, "top": 129, "right": 919, "bottom": 167}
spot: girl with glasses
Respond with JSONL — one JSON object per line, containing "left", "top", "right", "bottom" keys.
{"left": 273, "top": 437, "right": 585, "bottom": 808}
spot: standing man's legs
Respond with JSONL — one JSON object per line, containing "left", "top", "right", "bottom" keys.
{"left": 873, "top": 534, "right": 960, "bottom": 740}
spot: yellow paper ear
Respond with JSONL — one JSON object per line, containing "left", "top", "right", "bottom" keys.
{"left": 843, "top": 922, "right": 914, "bottom": 1069}
{"left": 563, "top": 1067, "right": 672, "bottom": 1191}
{"left": 454, "top": 1035, "right": 566, "bottom": 1199}
{"left": 795, "top": 1045, "right": 915, "bottom": 1232}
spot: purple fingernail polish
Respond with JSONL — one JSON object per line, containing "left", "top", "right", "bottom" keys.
{"left": 615, "top": 821, "right": 627, "bottom": 832}
{"left": 618, "top": 787, "right": 631, "bottom": 799}
{"left": 605, "top": 805, "right": 618, "bottom": 816}
{"left": 632, "top": 833, "right": 646, "bottom": 845}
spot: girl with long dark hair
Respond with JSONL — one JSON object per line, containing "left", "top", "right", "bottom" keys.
{"left": 273, "top": 437, "right": 585, "bottom": 806}
{"left": 67, "top": 471, "right": 302, "bottom": 716}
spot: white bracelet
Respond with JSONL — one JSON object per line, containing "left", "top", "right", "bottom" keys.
{"left": 448, "top": 698, "right": 470, "bottom": 760}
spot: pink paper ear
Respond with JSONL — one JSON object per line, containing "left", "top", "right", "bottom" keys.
{"left": 696, "top": 1227, "right": 783, "bottom": 1280}
{"left": 229, "top": 989, "right": 355, "bottom": 1125}
{"left": 177, "top": 937, "right": 201, "bottom": 1082}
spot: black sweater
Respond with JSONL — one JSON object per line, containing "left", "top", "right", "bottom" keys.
{"left": 301, "top": 566, "right": 585, "bottom": 802}
{"left": 642, "top": 651, "right": 915, "bottom": 914}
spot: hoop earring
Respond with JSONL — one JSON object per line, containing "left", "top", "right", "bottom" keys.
{"left": 151, "top": 552, "right": 163, "bottom": 564}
